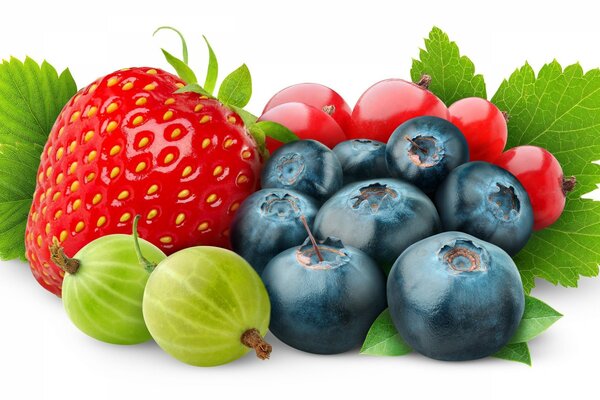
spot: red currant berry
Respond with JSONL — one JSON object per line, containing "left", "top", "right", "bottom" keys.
{"left": 263, "top": 83, "right": 353, "bottom": 135}
{"left": 449, "top": 97, "right": 508, "bottom": 162}
{"left": 495, "top": 146, "right": 576, "bottom": 230}
{"left": 258, "top": 102, "right": 347, "bottom": 154}
{"left": 350, "top": 76, "right": 449, "bottom": 143}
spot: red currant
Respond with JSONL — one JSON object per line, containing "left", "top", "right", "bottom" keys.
{"left": 449, "top": 97, "right": 508, "bottom": 162}
{"left": 258, "top": 102, "right": 346, "bottom": 153}
{"left": 350, "top": 76, "right": 449, "bottom": 143}
{"left": 263, "top": 83, "right": 353, "bottom": 135}
{"left": 495, "top": 146, "right": 576, "bottom": 231}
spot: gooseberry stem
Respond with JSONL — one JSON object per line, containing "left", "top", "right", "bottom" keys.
{"left": 241, "top": 328, "right": 272, "bottom": 360}
{"left": 300, "top": 215, "right": 324, "bottom": 262}
{"left": 49, "top": 238, "right": 80, "bottom": 274}
{"left": 132, "top": 215, "right": 157, "bottom": 273}
{"left": 404, "top": 135, "right": 428, "bottom": 154}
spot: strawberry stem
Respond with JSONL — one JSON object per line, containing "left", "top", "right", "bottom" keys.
{"left": 49, "top": 238, "right": 80, "bottom": 275}
{"left": 132, "top": 215, "right": 157, "bottom": 273}
{"left": 300, "top": 215, "right": 324, "bottom": 262}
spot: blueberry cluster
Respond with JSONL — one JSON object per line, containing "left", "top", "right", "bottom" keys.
{"left": 231, "top": 116, "right": 531, "bottom": 361}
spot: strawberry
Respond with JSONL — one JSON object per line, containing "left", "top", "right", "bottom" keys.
{"left": 24, "top": 67, "right": 262, "bottom": 297}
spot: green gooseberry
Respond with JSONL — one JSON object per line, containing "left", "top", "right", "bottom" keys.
{"left": 51, "top": 216, "right": 166, "bottom": 344}
{"left": 143, "top": 246, "right": 271, "bottom": 366}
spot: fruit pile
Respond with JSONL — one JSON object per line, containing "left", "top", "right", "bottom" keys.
{"left": 0, "top": 27, "right": 595, "bottom": 367}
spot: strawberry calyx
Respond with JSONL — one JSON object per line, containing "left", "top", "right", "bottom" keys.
{"left": 154, "top": 27, "right": 298, "bottom": 158}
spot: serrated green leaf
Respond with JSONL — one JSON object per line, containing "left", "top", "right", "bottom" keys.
{"left": 254, "top": 120, "right": 299, "bottom": 144}
{"left": 492, "top": 61, "right": 600, "bottom": 292}
{"left": 493, "top": 342, "right": 532, "bottom": 366}
{"left": 0, "top": 143, "right": 44, "bottom": 260}
{"left": 360, "top": 309, "right": 412, "bottom": 356}
{"left": 411, "top": 27, "right": 486, "bottom": 105}
{"left": 202, "top": 35, "right": 218, "bottom": 95}
{"left": 175, "top": 83, "right": 213, "bottom": 98}
{"left": 160, "top": 49, "right": 197, "bottom": 84}
{"left": 218, "top": 64, "right": 252, "bottom": 108}
{"left": 154, "top": 26, "right": 189, "bottom": 64}
{"left": 0, "top": 58, "right": 76, "bottom": 261}
{"left": 0, "top": 57, "right": 76, "bottom": 146}
{"left": 510, "top": 295, "right": 562, "bottom": 343}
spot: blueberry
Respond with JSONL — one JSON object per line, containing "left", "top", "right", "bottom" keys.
{"left": 261, "top": 139, "right": 343, "bottom": 203}
{"left": 332, "top": 139, "right": 389, "bottom": 184}
{"left": 386, "top": 116, "right": 469, "bottom": 194}
{"left": 435, "top": 161, "right": 534, "bottom": 255}
{"left": 262, "top": 237, "right": 386, "bottom": 354}
{"left": 387, "top": 231, "right": 525, "bottom": 361}
{"left": 230, "top": 188, "right": 319, "bottom": 274}
{"left": 314, "top": 178, "right": 441, "bottom": 271}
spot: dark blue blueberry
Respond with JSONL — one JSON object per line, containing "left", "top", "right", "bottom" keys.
{"left": 261, "top": 139, "right": 343, "bottom": 203}
{"left": 435, "top": 161, "right": 534, "bottom": 256}
{"left": 386, "top": 116, "right": 469, "bottom": 194}
{"left": 387, "top": 231, "right": 525, "bottom": 361}
{"left": 332, "top": 139, "right": 389, "bottom": 185}
{"left": 262, "top": 237, "right": 386, "bottom": 354}
{"left": 230, "top": 188, "right": 319, "bottom": 274}
{"left": 313, "top": 178, "right": 441, "bottom": 272}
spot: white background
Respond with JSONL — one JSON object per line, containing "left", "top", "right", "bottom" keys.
{"left": 1, "top": 0, "right": 599, "bottom": 399}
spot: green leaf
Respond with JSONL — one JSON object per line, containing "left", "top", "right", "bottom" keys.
{"left": 160, "top": 49, "right": 197, "bottom": 84}
{"left": 175, "top": 83, "right": 213, "bottom": 98}
{"left": 254, "top": 121, "right": 299, "bottom": 143}
{"left": 360, "top": 309, "right": 412, "bottom": 356}
{"left": 229, "top": 105, "right": 258, "bottom": 127}
{"left": 202, "top": 35, "right": 219, "bottom": 95}
{"left": 0, "top": 58, "right": 77, "bottom": 261}
{"left": 0, "top": 143, "right": 45, "bottom": 260}
{"left": 218, "top": 64, "right": 252, "bottom": 108}
{"left": 493, "top": 342, "right": 532, "bottom": 366}
{"left": 411, "top": 27, "right": 486, "bottom": 105}
{"left": 510, "top": 295, "right": 562, "bottom": 344}
{"left": 0, "top": 58, "right": 76, "bottom": 146}
{"left": 491, "top": 61, "right": 600, "bottom": 292}
{"left": 247, "top": 124, "right": 268, "bottom": 160}
{"left": 154, "top": 26, "right": 189, "bottom": 64}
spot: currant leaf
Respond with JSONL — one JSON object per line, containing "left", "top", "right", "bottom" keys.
{"left": 492, "top": 61, "right": 600, "bottom": 292}
{"left": 411, "top": 27, "right": 486, "bottom": 105}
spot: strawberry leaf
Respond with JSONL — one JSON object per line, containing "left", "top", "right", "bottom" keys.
{"left": 202, "top": 35, "right": 219, "bottom": 95}
{"left": 254, "top": 121, "right": 299, "bottom": 144}
{"left": 492, "top": 62, "right": 600, "bottom": 292}
{"left": 360, "top": 309, "right": 412, "bottom": 356}
{"left": 493, "top": 342, "right": 532, "bottom": 366}
{"left": 509, "top": 295, "right": 562, "bottom": 344}
{"left": 411, "top": 27, "right": 486, "bottom": 105}
{"left": 175, "top": 83, "right": 213, "bottom": 98}
{"left": 218, "top": 64, "right": 252, "bottom": 108}
{"left": 0, "top": 57, "right": 76, "bottom": 261}
{"left": 154, "top": 26, "right": 190, "bottom": 64}
{"left": 160, "top": 49, "right": 197, "bottom": 84}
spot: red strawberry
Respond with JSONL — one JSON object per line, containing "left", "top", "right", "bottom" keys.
{"left": 25, "top": 67, "right": 262, "bottom": 297}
